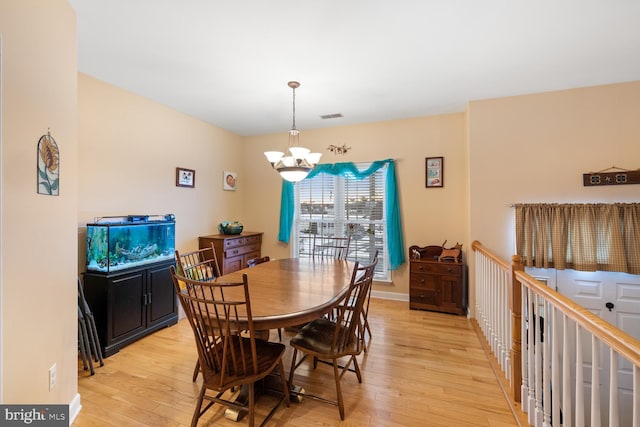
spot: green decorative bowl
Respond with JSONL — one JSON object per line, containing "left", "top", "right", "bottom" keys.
{"left": 219, "top": 222, "right": 243, "bottom": 235}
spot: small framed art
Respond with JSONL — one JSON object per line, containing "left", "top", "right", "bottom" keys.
{"left": 176, "top": 167, "right": 195, "bottom": 188}
{"left": 425, "top": 157, "right": 443, "bottom": 188}
{"left": 37, "top": 131, "right": 60, "bottom": 196}
{"left": 223, "top": 171, "right": 237, "bottom": 191}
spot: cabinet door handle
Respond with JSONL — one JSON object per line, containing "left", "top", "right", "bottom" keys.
{"left": 148, "top": 292, "right": 152, "bottom": 305}
{"left": 143, "top": 293, "right": 148, "bottom": 306}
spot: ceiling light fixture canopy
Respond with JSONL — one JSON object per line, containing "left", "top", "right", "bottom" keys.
{"left": 264, "top": 81, "right": 321, "bottom": 182}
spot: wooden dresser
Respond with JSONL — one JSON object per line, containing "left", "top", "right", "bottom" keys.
{"left": 409, "top": 244, "right": 467, "bottom": 315}
{"left": 199, "top": 232, "right": 263, "bottom": 275}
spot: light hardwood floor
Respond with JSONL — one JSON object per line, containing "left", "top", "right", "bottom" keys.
{"left": 74, "top": 299, "right": 519, "bottom": 427}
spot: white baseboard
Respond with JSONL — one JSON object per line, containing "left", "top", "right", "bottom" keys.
{"left": 371, "top": 289, "right": 409, "bottom": 302}
{"left": 68, "top": 393, "right": 82, "bottom": 426}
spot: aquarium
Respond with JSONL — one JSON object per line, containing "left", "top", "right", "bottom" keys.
{"left": 86, "top": 215, "right": 175, "bottom": 273}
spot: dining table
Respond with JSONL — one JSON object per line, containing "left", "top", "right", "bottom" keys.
{"left": 214, "top": 257, "right": 356, "bottom": 331}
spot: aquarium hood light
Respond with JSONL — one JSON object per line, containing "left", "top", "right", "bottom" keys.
{"left": 93, "top": 214, "right": 175, "bottom": 224}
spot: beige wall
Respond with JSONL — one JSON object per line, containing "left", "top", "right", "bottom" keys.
{"left": 468, "top": 81, "right": 640, "bottom": 314}
{"left": 77, "top": 74, "right": 245, "bottom": 267}
{"left": 1, "top": 0, "right": 78, "bottom": 405}
{"left": 78, "top": 77, "right": 469, "bottom": 300}
{"left": 469, "top": 82, "right": 640, "bottom": 260}
{"left": 243, "top": 113, "right": 468, "bottom": 296}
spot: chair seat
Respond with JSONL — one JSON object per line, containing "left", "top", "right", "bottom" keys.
{"left": 290, "top": 318, "right": 359, "bottom": 356}
{"left": 203, "top": 336, "right": 287, "bottom": 389}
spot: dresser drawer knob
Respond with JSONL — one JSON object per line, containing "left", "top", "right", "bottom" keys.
{"left": 420, "top": 279, "right": 425, "bottom": 284}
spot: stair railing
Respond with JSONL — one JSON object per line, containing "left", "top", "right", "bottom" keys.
{"left": 472, "top": 240, "right": 640, "bottom": 427}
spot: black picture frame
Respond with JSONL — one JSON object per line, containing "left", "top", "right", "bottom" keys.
{"left": 425, "top": 157, "right": 443, "bottom": 188}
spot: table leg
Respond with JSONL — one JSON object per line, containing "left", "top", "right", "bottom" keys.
{"left": 224, "top": 387, "right": 250, "bottom": 422}
{"left": 289, "top": 385, "right": 305, "bottom": 403}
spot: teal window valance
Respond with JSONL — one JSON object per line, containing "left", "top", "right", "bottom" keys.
{"left": 278, "top": 159, "right": 405, "bottom": 270}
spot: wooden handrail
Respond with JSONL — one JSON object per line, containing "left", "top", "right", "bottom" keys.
{"left": 515, "top": 270, "right": 640, "bottom": 367}
{"left": 472, "top": 240, "right": 510, "bottom": 271}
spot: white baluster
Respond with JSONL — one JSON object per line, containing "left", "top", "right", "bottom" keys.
{"left": 474, "top": 252, "right": 482, "bottom": 334}
{"left": 484, "top": 254, "right": 490, "bottom": 340}
{"left": 522, "top": 283, "right": 529, "bottom": 414}
{"left": 477, "top": 252, "right": 486, "bottom": 338}
{"left": 562, "top": 315, "right": 572, "bottom": 427}
{"left": 528, "top": 290, "right": 537, "bottom": 425}
{"left": 550, "top": 306, "right": 560, "bottom": 426}
{"left": 609, "top": 348, "right": 619, "bottom": 427}
{"left": 633, "top": 365, "right": 639, "bottom": 427}
{"left": 591, "top": 336, "right": 601, "bottom": 427}
{"left": 542, "top": 300, "right": 551, "bottom": 427}
{"left": 490, "top": 263, "right": 497, "bottom": 356}
{"left": 496, "top": 264, "right": 503, "bottom": 368}
{"left": 576, "top": 325, "right": 584, "bottom": 427}
{"left": 535, "top": 294, "right": 544, "bottom": 427}
{"left": 505, "top": 269, "right": 511, "bottom": 381}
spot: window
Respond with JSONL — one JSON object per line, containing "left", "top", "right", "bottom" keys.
{"left": 292, "top": 163, "right": 390, "bottom": 281}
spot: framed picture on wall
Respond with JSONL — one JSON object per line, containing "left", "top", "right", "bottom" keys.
{"left": 176, "top": 167, "right": 195, "bottom": 188}
{"left": 425, "top": 157, "right": 443, "bottom": 188}
{"left": 223, "top": 171, "right": 237, "bottom": 191}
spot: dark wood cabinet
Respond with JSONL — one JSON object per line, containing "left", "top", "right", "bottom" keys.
{"left": 83, "top": 259, "right": 178, "bottom": 357}
{"left": 198, "top": 232, "right": 263, "bottom": 275}
{"left": 409, "top": 245, "right": 467, "bottom": 315}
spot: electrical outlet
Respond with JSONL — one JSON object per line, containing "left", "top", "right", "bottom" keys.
{"left": 49, "top": 363, "right": 57, "bottom": 391}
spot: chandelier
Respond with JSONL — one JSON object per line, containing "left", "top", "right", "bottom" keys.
{"left": 264, "top": 81, "right": 321, "bottom": 182}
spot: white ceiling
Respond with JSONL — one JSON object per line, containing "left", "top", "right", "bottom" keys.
{"left": 69, "top": 0, "right": 640, "bottom": 137}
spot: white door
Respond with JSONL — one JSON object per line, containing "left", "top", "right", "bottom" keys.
{"left": 555, "top": 269, "right": 640, "bottom": 427}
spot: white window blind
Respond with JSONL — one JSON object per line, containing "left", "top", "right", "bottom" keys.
{"left": 293, "top": 163, "right": 389, "bottom": 281}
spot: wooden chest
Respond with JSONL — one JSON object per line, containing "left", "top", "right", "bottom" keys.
{"left": 198, "top": 232, "right": 263, "bottom": 275}
{"left": 409, "top": 245, "right": 467, "bottom": 315}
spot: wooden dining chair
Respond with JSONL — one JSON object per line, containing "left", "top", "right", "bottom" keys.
{"left": 327, "top": 251, "right": 379, "bottom": 352}
{"left": 247, "top": 255, "right": 270, "bottom": 268}
{"left": 287, "top": 258, "right": 376, "bottom": 420}
{"left": 175, "top": 244, "right": 221, "bottom": 381}
{"left": 358, "top": 250, "right": 379, "bottom": 350}
{"left": 170, "top": 267, "right": 290, "bottom": 427}
{"left": 312, "top": 234, "right": 351, "bottom": 260}
{"left": 175, "top": 243, "right": 221, "bottom": 282}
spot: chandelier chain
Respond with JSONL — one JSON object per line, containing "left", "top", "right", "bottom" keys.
{"left": 291, "top": 84, "right": 297, "bottom": 131}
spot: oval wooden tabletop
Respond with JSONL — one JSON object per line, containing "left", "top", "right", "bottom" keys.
{"left": 215, "top": 258, "right": 355, "bottom": 330}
